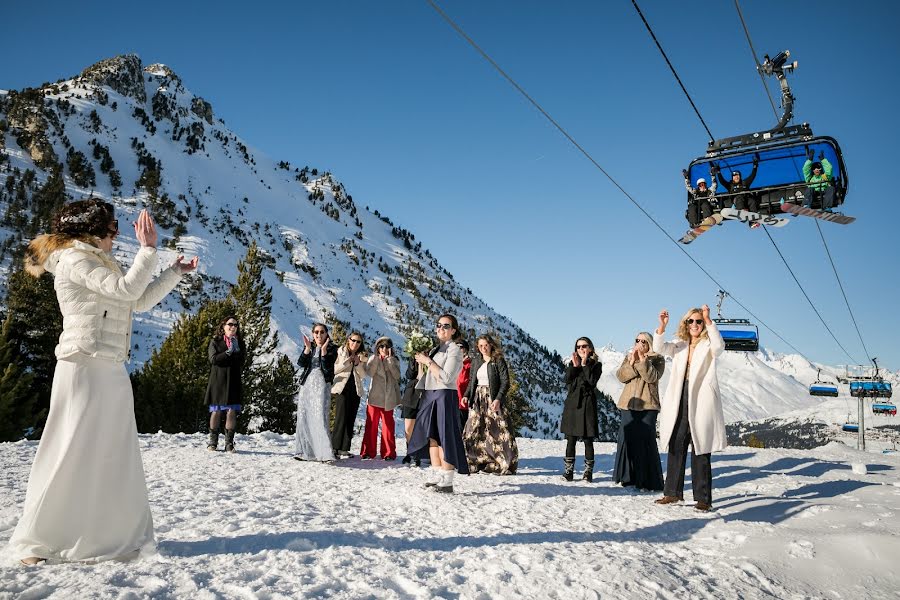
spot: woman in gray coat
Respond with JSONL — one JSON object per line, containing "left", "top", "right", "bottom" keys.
{"left": 362, "top": 336, "right": 401, "bottom": 460}
{"left": 613, "top": 331, "right": 664, "bottom": 491}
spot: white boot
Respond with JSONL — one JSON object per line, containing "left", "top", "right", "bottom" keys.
{"left": 436, "top": 469, "right": 454, "bottom": 493}
{"left": 424, "top": 466, "right": 442, "bottom": 488}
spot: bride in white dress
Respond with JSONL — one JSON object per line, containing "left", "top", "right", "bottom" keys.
{"left": 8, "top": 203, "right": 197, "bottom": 564}
{"left": 294, "top": 323, "right": 337, "bottom": 461}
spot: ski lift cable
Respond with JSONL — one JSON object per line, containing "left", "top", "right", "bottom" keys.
{"left": 733, "top": 0, "right": 780, "bottom": 123}
{"left": 733, "top": 0, "right": 874, "bottom": 366}
{"left": 629, "top": 0, "right": 863, "bottom": 364}
{"left": 759, "top": 225, "right": 859, "bottom": 364}
{"left": 629, "top": 0, "right": 715, "bottom": 142}
{"left": 425, "top": 0, "right": 806, "bottom": 357}
{"left": 813, "top": 220, "right": 874, "bottom": 364}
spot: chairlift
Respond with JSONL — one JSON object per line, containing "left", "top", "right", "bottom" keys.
{"left": 713, "top": 290, "right": 759, "bottom": 352}
{"left": 809, "top": 369, "right": 839, "bottom": 397}
{"left": 842, "top": 412, "right": 859, "bottom": 432}
{"left": 872, "top": 403, "right": 897, "bottom": 416}
{"left": 849, "top": 380, "right": 893, "bottom": 399}
{"left": 684, "top": 51, "right": 849, "bottom": 223}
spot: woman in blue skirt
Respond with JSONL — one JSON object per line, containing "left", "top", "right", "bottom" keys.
{"left": 408, "top": 314, "right": 468, "bottom": 493}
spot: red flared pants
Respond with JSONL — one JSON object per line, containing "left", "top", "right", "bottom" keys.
{"left": 360, "top": 405, "right": 396, "bottom": 459}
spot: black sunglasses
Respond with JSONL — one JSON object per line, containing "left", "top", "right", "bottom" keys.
{"left": 635, "top": 339, "right": 649, "bottom": 345}
{"left": 576, "top": 344, "right": 591, "bottom": 350}
{"left": 349, "top": 338, "right": 363, "bottom": 344}
{"left": 435, "top": 323, "right": 453, "bottom": 330}
{"left": 225, "top": 322, "right": 239, "bottom": 327}
{"left": 377, "top": 343, "right": 393, "bottom": 349}
{"left": 685, "top": 319, "right": 704, "bottom": 325}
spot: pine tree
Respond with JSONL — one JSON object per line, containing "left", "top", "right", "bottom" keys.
{"left": 4, "top": 268, "right": 62, "bottom": 437}
{"left": 504, "top": 365, "right": 537, "bottom": 438}
{"left": 228, "top": 242, "right": 278, "bottom": 431}
{"left": 0, "top": 317, "right": 38, "bottom": 442}
{"left": 253, "top": 354, "right": 299, "bottom": 434}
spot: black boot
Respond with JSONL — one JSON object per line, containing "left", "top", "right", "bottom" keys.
{"left": 207, "top": 429, "right": 219, "bottom": 451}
{"left": 582, "top": 459, "right": 594, "bottom": 483}
{"left": 224, "top": 429, "right": 236, "bottom": 453}
{"left": 563, "top": 457, "right": 575, "bottom": 482}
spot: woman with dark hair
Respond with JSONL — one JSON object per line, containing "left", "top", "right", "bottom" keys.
{"left": 10, "top": 202, "right": 197, "bottom": 564}
{"left": 362, "top": 336, "right": 401, "bottom": 460}
{"left": 204, "top": 316, "right": 245, "bottom": 452}
{"left": 400, "top": 358, "right": 424, "bottom": 466}
{"left": 294, "top": 323, "right": 338, "bottom": 462}
{"left": 331, "top": 331, "right": 367, "bottom": 459}
{"left": 408, "top": 314, "right": 468, "bottom": 493}
{"left": 561, "top": 336, "right": 603, "bottom": 482}
{"left": 653, "top": 305, "right": 725, "bottom": 512}
{"left": 462, "top": 334, "right": 519, "bottom": 475}
{"left": 613, "top": 331, "right": 665, "bottom": 491}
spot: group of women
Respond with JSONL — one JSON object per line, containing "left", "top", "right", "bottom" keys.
{"left": 286, "top": 314, "right": 521, "bottom": 494}
{"left": 564, "top": 306, "right": 725, "bottom": 512}
{"left": 7, "top": 199, "right": 726, "bottom": 565}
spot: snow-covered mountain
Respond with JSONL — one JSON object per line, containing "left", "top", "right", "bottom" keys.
{"left": 1, "top": 54, "right": 895, "bottom": 438}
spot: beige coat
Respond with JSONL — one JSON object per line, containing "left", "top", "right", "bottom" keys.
{"left": 615, "top": 353, "right": 664, "bottom": 411}
{"left": 365, "top": 351, "right": 401, "bottom": 410}
{"left": 652, "top": 321, "right": 727, "bottom": 455}
{"left": 332, "top": 345, "right": 367, "bottom": 396}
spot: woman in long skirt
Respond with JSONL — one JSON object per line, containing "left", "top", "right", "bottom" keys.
{"left": 294, "top": 323, "right": 338, "bottom": 461}
{"left": 613, "top": 331, "right": 664, "bottom": 491}
{"left": 462, "top": 334, "right": 519, "bottom": 475}
{"left": 9, "top": 203, "right": 196, "bottom": 564}
{"left": 407, "top": 314, "right": 468, "bottom": 493}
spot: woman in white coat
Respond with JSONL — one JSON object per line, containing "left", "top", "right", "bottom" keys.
{"left": 652, "top": 304, "right": 725, "bottom": 512}
{"left": 10, "top": 201, "right": 197, "bottom": 564}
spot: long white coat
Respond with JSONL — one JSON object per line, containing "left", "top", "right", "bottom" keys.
{"left": 653, "top": 320, "right": 727, "bottom": 455}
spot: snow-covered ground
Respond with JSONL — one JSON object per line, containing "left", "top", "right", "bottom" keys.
{"left": 2, "top": 434, "right": 899, "bottom": 599}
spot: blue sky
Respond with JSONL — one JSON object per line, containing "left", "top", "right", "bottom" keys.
{"left": 3, "top": 1, "right": 898, "bottom": 371}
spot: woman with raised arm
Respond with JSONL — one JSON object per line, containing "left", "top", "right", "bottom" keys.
{"left": 613, "top": 332, "right": 665, "bottom": 491}
{"left": 462, "top": 334, "right": 519, "bottom": 475}
{"left": 10, "top": 202, "right": 197, "bottom": 565}
{"left": 205, "top": 315, "right": 245, "bottom": 453}
{"left": 561, "top": 337, "right": 603, "bottom": 482}
{"left": 407, "top": 314, "right": 468, "bottom": 493}
{"left": 652, "top": 305, "right": 725, "bottom": 512}
{"left": 294, "top": 323, "right": 338, "bottom": 462}
{"left": 362, "top": 336, "right": 401, "bottom": 460}
{"left": 331, "top": 331, "right": 367, "bottom": 459}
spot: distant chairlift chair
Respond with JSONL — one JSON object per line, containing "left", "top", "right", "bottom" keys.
{"left": 713, "top": 290, "right": 759, "bottom": 352}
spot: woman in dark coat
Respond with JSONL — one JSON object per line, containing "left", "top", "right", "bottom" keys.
{"left": 561, "top": 336, "right": 602, "bottom": 482}
{"left": 400, "top": 353, "right": 425, "bottom": 466}
{"left": 462, "top": 334, "right": 519, "bottom": 475}
{"left": 205, "top": 316, "right": 245, "bottom": 452}
{"left": 613, "top": 331, "right": 665, "bottom": 491}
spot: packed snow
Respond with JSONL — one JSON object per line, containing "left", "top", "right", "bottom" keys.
{"left": 2, "top": 434, "right": 899, "bottom": 599}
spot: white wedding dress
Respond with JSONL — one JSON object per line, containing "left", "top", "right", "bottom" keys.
{"left": 294, "top": 368, "right": 334, "bottom": 461}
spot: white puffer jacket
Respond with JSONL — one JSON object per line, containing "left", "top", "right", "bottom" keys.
{"left": 46, "top": 241, "right": 182, "bottom": 363}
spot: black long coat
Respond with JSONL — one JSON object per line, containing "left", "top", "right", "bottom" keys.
{"left": 204, "top": 337, "right": 245, "bottom": 406}
{"left": 560, "top": 361, "right": 603, "bottom": 438}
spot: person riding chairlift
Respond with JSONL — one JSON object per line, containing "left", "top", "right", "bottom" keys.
{"left": 802, "top": 147, "right": 835, "bottom": 211}
{"left": 683, "top": 168, "right": 718, "bottom": 228}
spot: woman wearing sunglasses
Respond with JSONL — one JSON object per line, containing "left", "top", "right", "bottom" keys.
{"left": 561, "top": 337, "right": 603, "bottom": 482}
{"left": 613, "top": 332, "right": 664, "bottom": 491}
{"left": 205, "top": 316, "right": 245, "bottom": 452}
{"left": 295, "top": 323, "right": 338, "bottom": 461}
{"left": 331, "top": 332, "right": 367, "bottom": 459}
{"left": 652, "top": 305, "right": 725, "bottom": 512}
{"left": 362, "top": 336, "right": 401, "bottom": 460}
{"left": 407, "top": 314, "right": 468, "bottom": 493}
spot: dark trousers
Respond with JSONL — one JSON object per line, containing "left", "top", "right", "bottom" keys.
{"left": 565, "top": 435, "right": 595, "bottom": 461}
{"left": 804, "top": 186, "right": 835, "bottom": 209}
{"left": 733, "top": 193, "right": 759, "bottom": 213}
{"left": 687, "top": 200, "right": 713, "bottom": 227}
{"left": 331, "top": 388, "right": 360, "bottom": 453}
{"left": 664, "top": 385, "right": 712, "bottom": 504}
{"left": 459, "top": 409, "right": 469, "bottom": 432}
